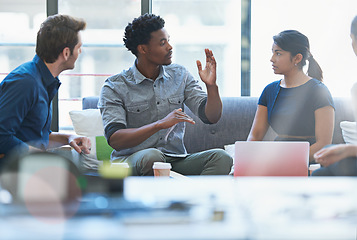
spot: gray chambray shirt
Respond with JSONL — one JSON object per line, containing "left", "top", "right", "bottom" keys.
{"left": 98, "top": 62, "right": 208, "bottom": 159}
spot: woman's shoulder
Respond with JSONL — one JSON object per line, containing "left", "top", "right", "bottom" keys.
{"left": 306, "top": 78, "right": 331, "bottom": 93}
{"left": 262, "top": 80, "right": 281, "bottom": 92}
{"left": 267, "top": 80, "right": 281, "bottom": 86}
{"left": 258, "top": 80, "right": 280, "bottom": 105}
{"left": 307, "top": 78, "right": 327, "bottom": 87}
{"left": 307, "top": 79, "right": 334, "bottom": 108}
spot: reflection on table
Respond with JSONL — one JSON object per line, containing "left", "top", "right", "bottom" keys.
{"left": 0, "top": 176, "right": 357, "bottom": 240}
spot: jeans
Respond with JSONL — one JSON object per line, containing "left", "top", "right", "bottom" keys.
{"left": 312, "top": 156, "right": 357, "bottom": 176}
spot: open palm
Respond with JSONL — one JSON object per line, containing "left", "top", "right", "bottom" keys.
{"left": 196, "top": 48, "right": 217, "bottom": 86}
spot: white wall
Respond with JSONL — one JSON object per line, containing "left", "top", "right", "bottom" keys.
{"left": 251, "top": 0, "right": 357, "bottom": 97}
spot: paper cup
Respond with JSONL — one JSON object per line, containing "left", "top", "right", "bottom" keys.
{"left": 152, "top": 162, "right": 172, "bottom": 177}
{"left": 100, "top": 162, "right": 130, "bottom": 178}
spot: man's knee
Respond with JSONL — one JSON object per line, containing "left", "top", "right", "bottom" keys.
{"left": 215, "top": 149, "right": 233, "bottom": 167}
{"left": 133, "top": 148, "right": 165, "bottom": 176}
{"left": 140, "top": 148, "right": 164, "bottom": 160}
{"left": 206, "top": 149, "right": 233, "bottom": 175}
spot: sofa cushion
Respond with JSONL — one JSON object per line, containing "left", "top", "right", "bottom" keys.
{"left": 340, "top": 121, "right": 357, "bottom": 144}
{"left": 69, "top": 109, "right": 113, "bottom": 165}
{"left": 69, "top": 109, "right": 104, "bottom": 136}
{"left": 224, "top": 144, "right": 235, "bottom": 175}
{"left": 85, "top": 136, "right": 113, "bottom": 160}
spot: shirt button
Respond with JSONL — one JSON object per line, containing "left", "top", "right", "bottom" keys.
{"left": 157, "top": 102, "right": 159, "bottom": 105}
{"left": 154, "top": 85, "right": 156, "bottom": 87}
{"left": 160, "top": 137, "right": 163, "bottom": 140}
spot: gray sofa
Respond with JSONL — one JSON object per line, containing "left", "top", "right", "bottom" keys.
{"left": 82, "top": 96, "right": 354, "bottom": 153}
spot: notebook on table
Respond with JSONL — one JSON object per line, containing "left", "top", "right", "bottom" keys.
{"left": 234, "top": 141, "right": 309, "bottom": 177}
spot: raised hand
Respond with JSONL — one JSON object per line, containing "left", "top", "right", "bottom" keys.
{"left": 196, "top": 48, "right": 217, "bottom": 86}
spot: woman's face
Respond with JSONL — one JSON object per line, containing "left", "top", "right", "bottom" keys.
{"left": 270, "top": 43, "right": 295, "bottom": 75}
{"left": 351, "top": 33, "right": 357, "bottom": 56}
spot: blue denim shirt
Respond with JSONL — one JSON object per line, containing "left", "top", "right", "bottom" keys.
{"left": 98, "top": 62, "right": 208, "bottom": 158}
{"left": 0, "top": 55, "right": 61, "bottom": 154}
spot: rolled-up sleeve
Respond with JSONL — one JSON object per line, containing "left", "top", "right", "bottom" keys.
{"left": 182, "top": 69, "right": 207, "bottom": 116}
{"left": 98, "top": 78, "right": 127, "bottom": 141}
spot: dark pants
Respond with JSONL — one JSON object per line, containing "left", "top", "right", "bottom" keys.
{"left": 113, "top": 148, "right": 233, "bottom": 176}
{"left": 312, "top": 156, "right": 357, "bottom": 176}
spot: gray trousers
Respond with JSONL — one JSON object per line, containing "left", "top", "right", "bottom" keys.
{"left": 113, "top": 148, "right": 233, "bottom": 176}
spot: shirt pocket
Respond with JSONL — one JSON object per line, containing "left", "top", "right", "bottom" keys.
{"left": 168, "top": 95, "right": 184, "bottom": 111}
{"left": 126, "top": 102, "right": 151, "bottom": 127}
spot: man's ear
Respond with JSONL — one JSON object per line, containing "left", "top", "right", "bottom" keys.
{"left": 137, "top": 44, "right": 147, "bottom": 55}
{"left": 62, "top": 47, "right": 71, "bottom": 61}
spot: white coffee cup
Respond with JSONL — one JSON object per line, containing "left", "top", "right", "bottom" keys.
{"left": 152, "top": 162, "right": 172, "bottom": 177}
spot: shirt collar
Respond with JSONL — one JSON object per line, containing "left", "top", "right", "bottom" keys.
{"left": 132, "top": 60, "right": 168, "bottom": 84}
{"left": 33, "top": 55, "right": 61, "bottom": 89}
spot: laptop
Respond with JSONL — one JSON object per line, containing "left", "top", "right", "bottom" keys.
{"left": 234, "top": 141, "right": 309, "bottom": 177}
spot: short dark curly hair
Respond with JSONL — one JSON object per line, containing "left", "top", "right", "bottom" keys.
{"left": 123, "top": 13, "right": 165, "bottom": 56}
